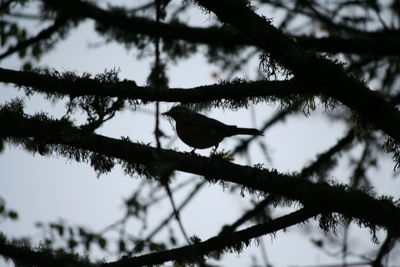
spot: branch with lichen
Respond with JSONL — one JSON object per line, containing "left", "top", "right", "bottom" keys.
{"left": 1, "top": 67, "right": 400, "bottom": 147}
{"left": 1, "top": 102, "right": 400, "bottom": 235}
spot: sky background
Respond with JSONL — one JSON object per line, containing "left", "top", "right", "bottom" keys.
{"left": 1, "top": 1, "right": 400, "bottom": 266}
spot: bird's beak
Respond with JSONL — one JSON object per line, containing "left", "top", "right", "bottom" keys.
{"left": 162, "top": 111, "right": 170, "bottom": 116}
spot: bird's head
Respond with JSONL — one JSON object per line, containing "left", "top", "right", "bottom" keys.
{"left": 162, "top": 106, "right": 192, "bottom": 121}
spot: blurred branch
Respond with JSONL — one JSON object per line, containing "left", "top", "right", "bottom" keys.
{"left": 0, "top": 15, "right": 69, "bottom": 60}
{"left": 130, "top": 2, "right": 155, "bottom": 13}
{"left": 233, "top": 102, "right": 301, "bottom": 154}
{"left": 218, "top": 195, "right": 274, "bottom": 235}
{"left": 144, "top": 176, "right": 198, "bottom": 206}
{"left": 105, "top": 207, "right": 319, "bottom": 266}
{"left": 261, "top": 0, "right": 367, "bottom": 34}
{"left": 349, "top": 143, "right": 371, "bottom": 188}
{"left": 38, "top": 0, "right": 400, "bottom": 56}
{"left": 372, "top": 233, "right": 398, "bottom": 267}
{"left": 300, "top": 0, "right": 366, "bottom": 34}
{"left": 137, "top": 181, "right": 205, "bottom": 246}
{"left": 41, "top": 0, "right": 250, "bottom": 47}
{"left": 300, "top": 129, "right": 355, "bottom": 180}
{"left": 97, "top": 178, "right": 198, "bottom": 237}
{"left": 0, "top": 234, "right": 93, "bottom": 267}
{"left": 164, "top": 180, "right": 191, "bottom": 244}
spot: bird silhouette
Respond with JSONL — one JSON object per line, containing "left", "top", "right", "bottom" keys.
{"left": 162, "top": 106, "right": 263, "bottom": 151}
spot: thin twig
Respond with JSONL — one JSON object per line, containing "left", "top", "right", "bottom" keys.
{"left": 133, "top": 182, "right": 204, "bottom": 251}
{"left": 151, "top": 0, "right": 191, "bottom": 246}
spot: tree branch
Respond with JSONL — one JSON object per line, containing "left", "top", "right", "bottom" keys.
{"left": 300, "top": 129, "right": 356, "bottom": 180}
{"left": 140, "top": 181, "right": 205, "bottom": 246}
{"left": 2, "top": 67, "right": 400, "bottom": 145}
{"left": 38, "top": 0, "right": 400, "bottom": 56}
{"left": 0, "top": 67, "right": 297, "bottom": 102}
{"left": 0, "top": 234, "right": 93, "bottom": 267}
{"left": 194, "top": 0, "right": 400, "bottom": 144}
{"left": 104, "top": 207, "right": 319, "bottom": 266}
{"left": 0, "top": 208, "right": 317, "bottom": 267}
{"left": 41, "top": 0, "right": 249, "bottom": 48}
{"left": 1, "top": 108, "right": 400, "bottom": 234}
{"left": 218, "top": 196, "right": 275, "bottom": 235}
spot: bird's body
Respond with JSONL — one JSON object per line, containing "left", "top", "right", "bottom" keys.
{"left": 162, "top": 106, "right": 263, "bottom": 150}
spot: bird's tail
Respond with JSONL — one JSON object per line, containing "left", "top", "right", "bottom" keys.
{"left": 233, "top": 127, "right": 263, "bottom": 136}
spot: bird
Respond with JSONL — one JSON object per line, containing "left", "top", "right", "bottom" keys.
{"left": 162, "top": 106, "right": 263, "bottom": 151}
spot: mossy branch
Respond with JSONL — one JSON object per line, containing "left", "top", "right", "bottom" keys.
{"left": 2, "top": 67, "right": 400, "bottom": 145}
{"left": 0, "top": 67, "right": 296, "bottom": 105}
{"left": 1, "top": 105, "right": 400, "bottom": 234}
